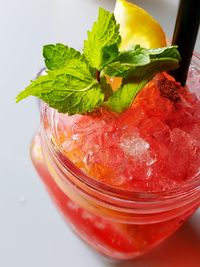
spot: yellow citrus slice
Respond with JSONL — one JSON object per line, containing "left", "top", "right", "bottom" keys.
{"left": 114, "top": 0, "right": 167, "bottom": 50}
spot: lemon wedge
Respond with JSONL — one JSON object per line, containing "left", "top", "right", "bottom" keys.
{"left": 114, "top": 0, "right": 167, "bottom": 50}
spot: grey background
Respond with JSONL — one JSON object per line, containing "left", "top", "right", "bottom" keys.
{"left": 0, "top": 0, "right": 200, "bottom": 266}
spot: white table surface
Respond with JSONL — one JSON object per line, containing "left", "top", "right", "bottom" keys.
{"left": 1, "top": 0, "right": 200, "bottom": 266}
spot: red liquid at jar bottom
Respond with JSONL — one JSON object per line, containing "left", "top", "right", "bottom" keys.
{"left": 30, "top": 133, "right": 196, "bottom": 260}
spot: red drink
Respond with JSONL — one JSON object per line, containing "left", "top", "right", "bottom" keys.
{"left": 30, "top": 54, "right": 200, "bottom": 260}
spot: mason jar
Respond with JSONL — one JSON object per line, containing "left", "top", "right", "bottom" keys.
{"left": 30, "top": 53, "right": 200, "bottom": 260}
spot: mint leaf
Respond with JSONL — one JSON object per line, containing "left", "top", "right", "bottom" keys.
{"left": 104, "top": 46, "right": 179, "bottom": 78}
{"left": 103, "top": 45, "right": 150, "bottom": 77}
{"left": 16, "top": 59, "right": 104, "bottom": 115}
{"left": 106, "top": 58, "right": 180, "bottom": 113}
{"left": 106, "top": 82, "right": 143, "bottom": 113}
{"left": 43, "top": 43, "right": 81, "bottom": 70}
{"left": 83, "top": 7, "right": 121, "bottom": 70}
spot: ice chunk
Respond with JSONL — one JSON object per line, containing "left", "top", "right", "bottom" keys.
{"left": 73, "top": 119, "right": 106, "bottom": 134}
{"left": 187, "top": 63, "right": 200, "bottom": 98}
{"left": 120, "top": 136, "right": 149, "bottom": 158}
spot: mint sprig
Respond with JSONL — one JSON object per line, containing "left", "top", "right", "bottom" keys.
{"left": 16, "top": 8, "right": 180, "bottom": 115}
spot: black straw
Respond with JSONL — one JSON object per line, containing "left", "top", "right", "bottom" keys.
{"left": 171, "top": 0, "right": 200, "bottom": 86}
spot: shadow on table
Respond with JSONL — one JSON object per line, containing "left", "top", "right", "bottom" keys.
{"left": 113, "top": 212, "right": 200, "bottom": 267}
